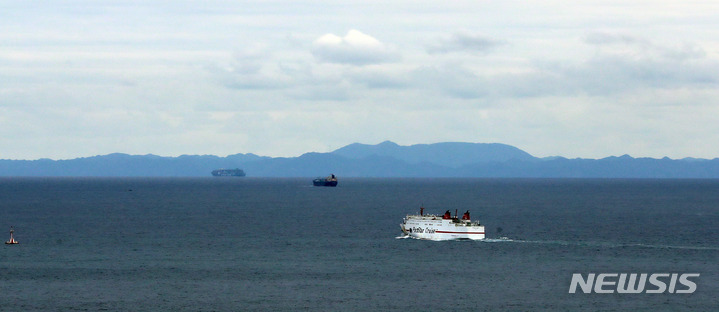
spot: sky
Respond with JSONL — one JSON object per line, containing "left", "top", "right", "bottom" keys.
{"left": 2, "top": 1, "right": 719, "bottom": 160}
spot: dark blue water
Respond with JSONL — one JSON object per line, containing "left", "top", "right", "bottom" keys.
{"left": 1, "top": 178, "right": 717, "bottom": 311}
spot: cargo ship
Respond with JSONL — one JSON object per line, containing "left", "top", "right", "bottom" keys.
{"left": 400, "top": 207, "right": 485, "bottom": 240}
{"left": 211, "top": 168, "right": 246, "bottom": 177}
{"left": 313, "top": 174, "right": 338, "bottom": 187}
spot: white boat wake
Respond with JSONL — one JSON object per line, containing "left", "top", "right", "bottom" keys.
{"left": 396, "top": 235, "right": 715, "bottom": 250}
{"left": 481, "top": 237, "right": 514, "bottom": 243}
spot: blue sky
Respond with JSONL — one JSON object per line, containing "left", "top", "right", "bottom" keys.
{"left": 2, "top": 1, "right": 718, "bottom": 160}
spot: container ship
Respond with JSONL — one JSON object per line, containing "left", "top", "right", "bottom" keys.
{"left": 313, "top": 174, "right": 338, "bottom": 187}
{"left": 211, "top": 168, "right": 246, "bottom": 177}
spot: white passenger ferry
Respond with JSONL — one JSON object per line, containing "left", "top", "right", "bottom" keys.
{"left": 400, "top": 207, "right": 485, "bottom": 240}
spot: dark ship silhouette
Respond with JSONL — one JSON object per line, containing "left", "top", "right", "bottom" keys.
{"left": 211, "top": 168, "right": 246, "bottom": 177}
{"left": 313, "top": 174, "right": 338, "bottom": 187}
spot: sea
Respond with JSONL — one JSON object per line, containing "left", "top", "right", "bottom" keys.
{"left": 1, "top": 177, "right": 717, "bottom": 311}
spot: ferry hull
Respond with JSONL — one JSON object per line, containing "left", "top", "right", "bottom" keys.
{"left": 400, "top": 216, "right": 485, "bottom": 241}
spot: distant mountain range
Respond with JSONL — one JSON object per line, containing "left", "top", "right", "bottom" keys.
{"left": 2, "top": 141, "right": 718, "bottom": 178}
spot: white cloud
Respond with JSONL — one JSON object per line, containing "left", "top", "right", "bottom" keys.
{"left": 311, "top": 29, "right": 400, "bottom": 65}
